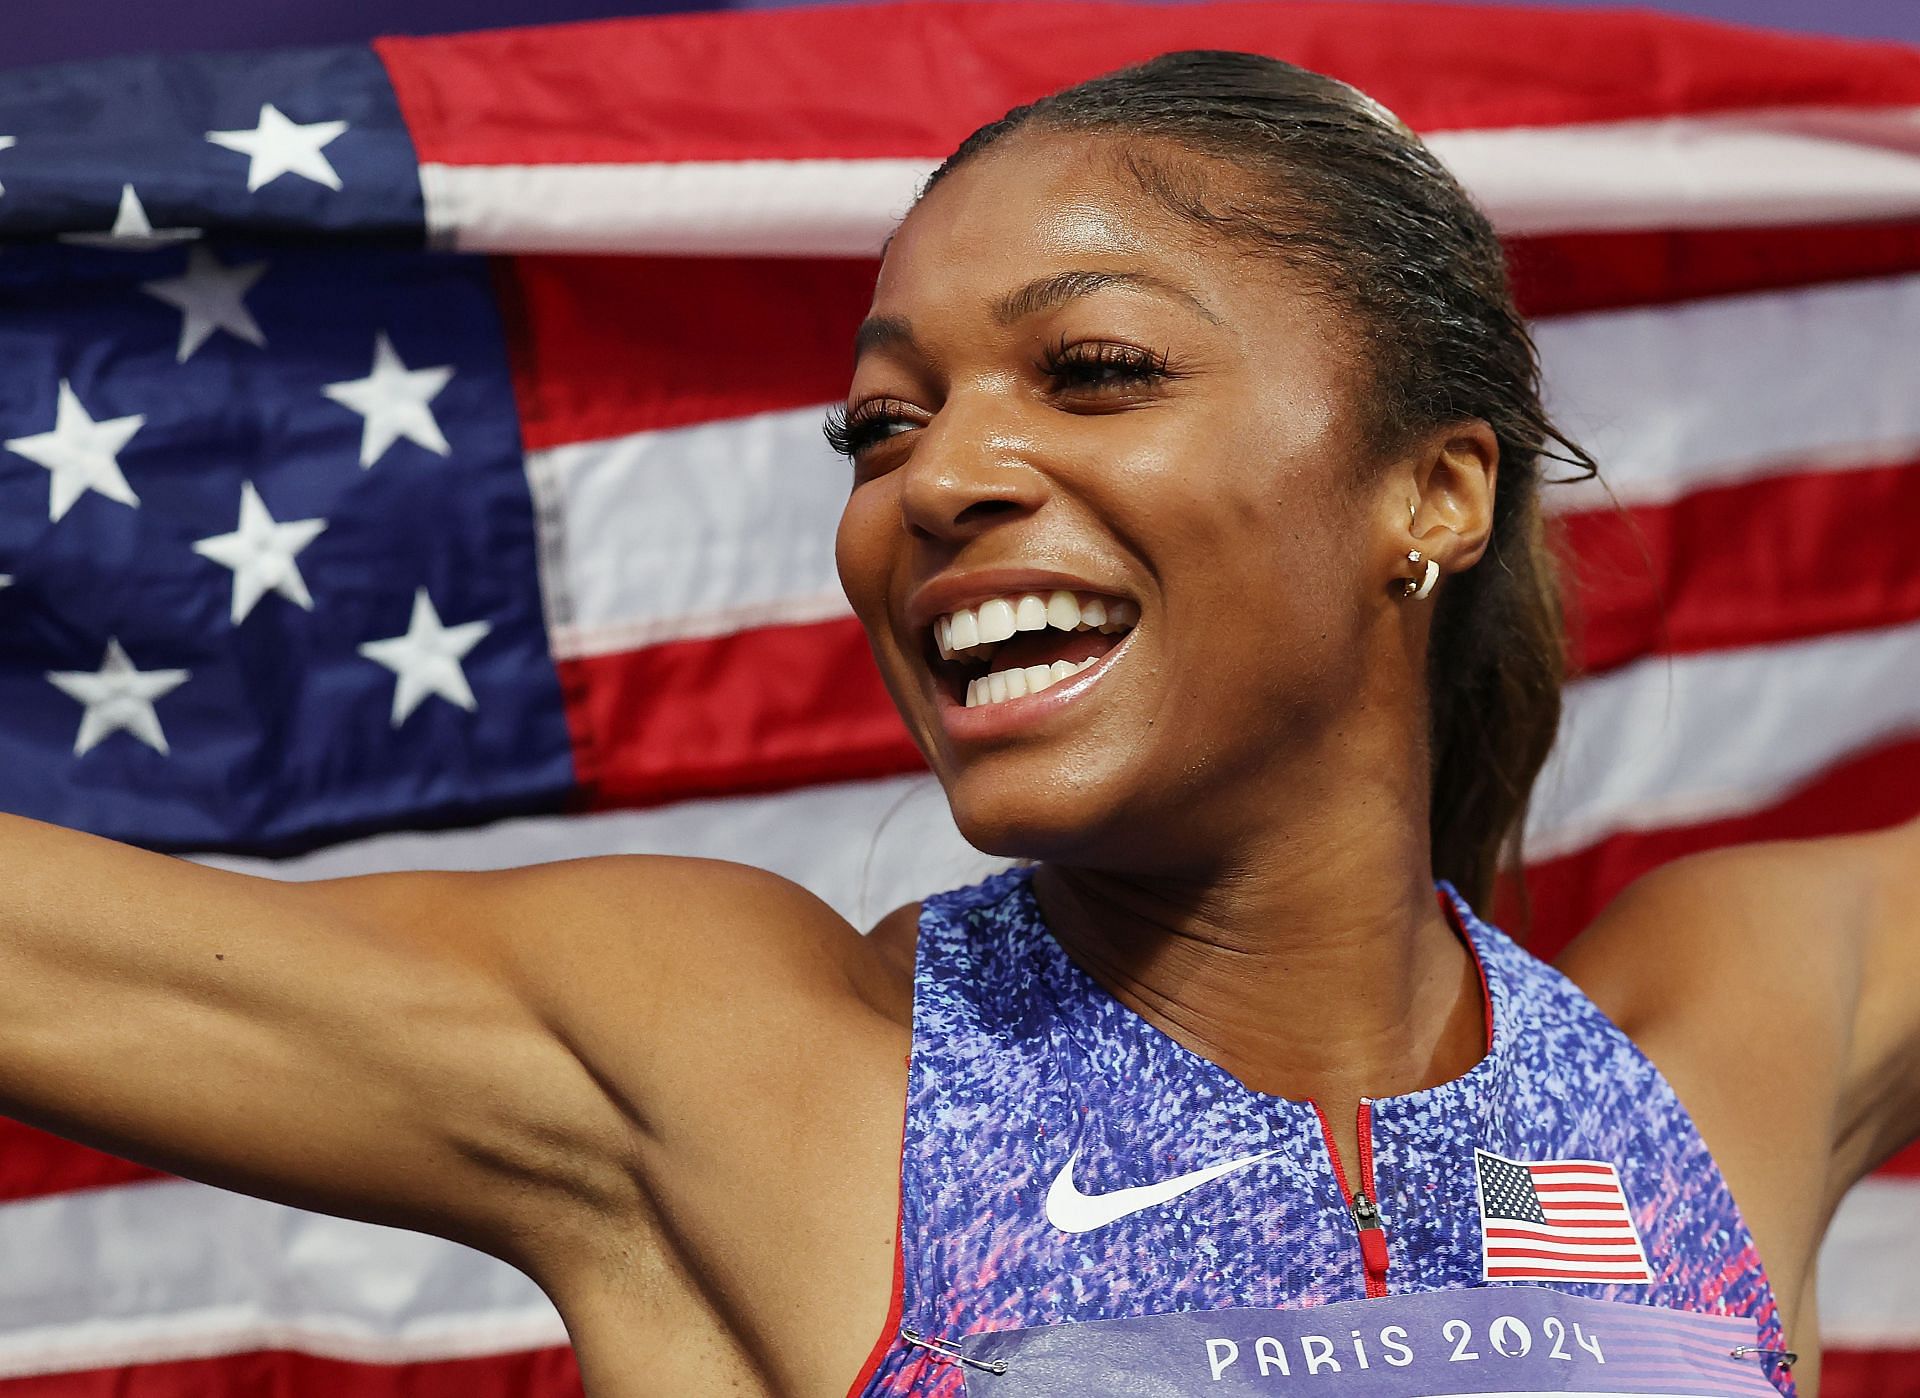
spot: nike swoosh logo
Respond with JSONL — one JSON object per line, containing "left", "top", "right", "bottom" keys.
{"left": 1044, "top": 1146, "right": 1279, "bottom": 1234}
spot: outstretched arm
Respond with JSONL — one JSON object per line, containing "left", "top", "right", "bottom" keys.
{"left": 0, "top": 812, "right": 856, "bottom": 1273}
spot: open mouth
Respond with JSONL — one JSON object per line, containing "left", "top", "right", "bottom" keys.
{"left": 927, "top": 589, "right": 1138, "bottom": 709}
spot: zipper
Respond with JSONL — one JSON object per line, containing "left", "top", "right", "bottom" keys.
{"left": 1310, "top": 1097, "right": 1390, "bottom": 1299}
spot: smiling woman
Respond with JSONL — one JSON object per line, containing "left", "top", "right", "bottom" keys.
{"left": 1, "top": 39, "right": 1918, "bottom": 1398}
{"left": 828, "top": 51, "right": 1586, "bottom": 907}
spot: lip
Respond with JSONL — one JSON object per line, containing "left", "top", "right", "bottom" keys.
{"left": 933, "top": 623, "right": 1138, "bottom": 742}
{"left": 905, "top": 567, "right": 1132, "bottom": 631}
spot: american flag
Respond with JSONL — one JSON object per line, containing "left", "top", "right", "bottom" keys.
{"left": 0, "top": 2, "right": 1917, "bottom": 1395}
{"left": 1475, "top": 1150, "right": 1654, "bottom": 1285}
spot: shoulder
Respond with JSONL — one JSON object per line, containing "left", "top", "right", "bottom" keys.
{"left": 1552, "top": 840, "right": 1868, "bottom": 1147}
{"left": 1551, "top": 839, "right": 1871, "bottom": 1054}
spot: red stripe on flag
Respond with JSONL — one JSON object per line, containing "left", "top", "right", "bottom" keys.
{"left": 1822, "top": 1345, "right": 1920, "bottom": 1398}
{"left": 0, "top": 1119, "right": 162, "bottom": 1203}
{"left": 1524, "top": 1163, "right": 1617, "bottom": 1178}
{"left": 494, "top": 248, "right": 1920, "bottom": 462}
{"left": 1882, "top": 1139, "right": 1920, "bottom": 1177}
{"left": 496, "top": 255, "right": 872, "bottom": 450}
{"left": 1485, "top": 1264, "right": 1652, "bottom": 1280}
{"left": 0, "top": 1347, "right": 580, "bottom": 1398}
{"left": 377, "top": 2, "right": 1920, "bottom": 167}
{"left": 1561, "top": 459, "right": 1920, "bottom": 677}
{"left": 560, "top": 618, "right": 923, "bottom": 811}
{"left": 1508, "top": 221, "right": 1920, "bottom": 319}
{"left": 1516, "top": 733, "right": 1920, "bottom": 962}
{"left": 1487, "top": 1226, "right": 1640, "bottom": 1245}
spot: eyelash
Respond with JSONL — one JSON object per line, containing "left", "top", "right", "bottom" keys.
{"left": 822, "top": 338, "right": 1177, "bottom": 460}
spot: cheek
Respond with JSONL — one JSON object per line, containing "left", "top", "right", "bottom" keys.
{"left": 833, "top": 482, "right": 895, "bottom": 625}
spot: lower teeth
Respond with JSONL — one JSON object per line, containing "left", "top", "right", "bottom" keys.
{"left": 964, "top": 656, "right": 1099, "bottom": 708}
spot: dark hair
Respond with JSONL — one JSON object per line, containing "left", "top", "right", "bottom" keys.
{"left": 913, "top": 50, "right": 1597, "bottom": 912}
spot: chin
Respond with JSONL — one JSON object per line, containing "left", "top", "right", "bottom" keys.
{"left": 935, "top": 749, "right": 1153, "bottom": 867}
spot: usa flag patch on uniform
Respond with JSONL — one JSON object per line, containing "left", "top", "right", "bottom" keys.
{"left": 1474, "top": 1150, "right": 1654, "bottom": 1285}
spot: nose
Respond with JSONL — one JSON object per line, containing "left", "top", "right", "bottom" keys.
{"left": 897, "top": 395, "right": 1050, "bottom": 544}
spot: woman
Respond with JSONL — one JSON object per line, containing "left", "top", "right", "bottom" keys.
{"left": 0, "top": 49, "right": 1913, "bottom": 1398}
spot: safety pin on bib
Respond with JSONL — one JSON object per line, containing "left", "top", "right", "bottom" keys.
{"left": 1730, "top": 1344, "right": 1799, "bottom": 1372}
{"left": 901, "top": 1327, "right": 1009, "bottom": 1375}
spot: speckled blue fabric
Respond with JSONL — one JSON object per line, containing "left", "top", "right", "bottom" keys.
{"left": 851, "top": 866, "right": 1792, "bottom": 1397}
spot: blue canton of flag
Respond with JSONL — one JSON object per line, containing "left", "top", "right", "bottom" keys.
{"left": 0, "top": 46, "right": 575, "bottom": 852}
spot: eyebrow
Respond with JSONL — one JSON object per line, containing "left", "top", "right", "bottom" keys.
{"left": 992, "top": 268, "right": 1221, "bottom": 327}
{"left": 849, "top": 268, "right": 1219, "bottom": 366}
{"left": 852, "top": 314, "right": 915, "bottom": 363}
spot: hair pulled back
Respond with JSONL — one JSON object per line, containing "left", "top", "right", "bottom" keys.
{"left": 916, "top": 50, "right": 1596, "bottom": 911}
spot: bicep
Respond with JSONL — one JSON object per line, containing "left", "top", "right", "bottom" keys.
{"left": 0, "top": 822, "right": 638, "bottom": 1258}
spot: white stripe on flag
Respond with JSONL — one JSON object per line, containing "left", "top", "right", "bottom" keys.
{"left": 1486, "top": 1239, "right": 1652, "bottom": 1256}
{"left": 1538, "top": 273, "right": 1920, "bottom": 514}
{"left": 524, "top": 405, "right": 852, "bottom": 662}
{"left": 1818, "top": 1175, "right": 1920, "bottom": 1347}
{"left": 421, "top": 158, "right": 932, "bottom": 258}
{"left": 198, "top": 772, "right": 1004, "bottom": 929}
{"left": 1435, "top": 105, "right": 1920, "bottom": 238}
{"left": 419, "top": 109, "right": 1920, "bottom": 257}
{"left": 0, "top": 1180, "right": 564, "bottom": 1379}
{"left": 1528, "top": 616, "right": 1920, "bottom": 860}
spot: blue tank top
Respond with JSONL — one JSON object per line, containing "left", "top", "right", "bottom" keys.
{"left": 847, "top": 867, "right": 1793, "bottom": 1397}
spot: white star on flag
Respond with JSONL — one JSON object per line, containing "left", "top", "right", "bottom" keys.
{"left": 4, "top": 379, "right": 145, "bottom": 522}
{"left": 205, "top": 103, "right": 348, "bottom": 192}
{"left": 47, "top": 638, "right": 190, "bottom": 757}
{"left": 323, "top": 332, "right": 454, "bottom": 467}
{"left": 358, "top": 588, "right": 491, "bottom": 726}
{"left": 61, "top": 184, "right": 202, "bottom": 250}
{"left": 191, "top": 482, "right": 327, "bottom": 624}
{"left": 142, "top": 247, "right": 269, "bottom": 362}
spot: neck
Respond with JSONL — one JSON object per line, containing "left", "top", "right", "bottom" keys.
{"left": 1030, "top": 800, "right": 1486, "bottom": 1112}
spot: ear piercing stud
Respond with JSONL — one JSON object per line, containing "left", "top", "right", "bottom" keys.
{"left": 1399, "top": 549, "right": 1439, "bottom": 600}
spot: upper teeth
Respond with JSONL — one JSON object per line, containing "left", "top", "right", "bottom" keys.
{"left": 935, "top": 590, "right": 1136, "bottom": 661}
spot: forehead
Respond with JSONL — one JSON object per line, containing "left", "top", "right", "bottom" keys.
{"left": 874, "top": 131, "right": 1232, "bottom": 314}
{"left": 865, "top": 129, "right": 1347, "bottom": 362}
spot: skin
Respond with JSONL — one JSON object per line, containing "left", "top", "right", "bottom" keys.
{"left": 0, "top": 128, "right": 1916, "bottom": 1397}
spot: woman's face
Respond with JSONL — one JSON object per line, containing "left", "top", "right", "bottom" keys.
{"left": 834, "top": 131, "right": 1414, "bottom": 870}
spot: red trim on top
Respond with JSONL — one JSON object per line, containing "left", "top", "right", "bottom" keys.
{"left": 844, "top": 1064, "right": 911, "bottom": 1398}
{"left": 1309, "top": 1100, "right": 1391, "bottom": 1299}
{"left": 1309, "top": 1100, "right": 1358, "bottom": 1202}
{"left": 843, "top": 1219, "right": 904, "bottom": 1398}
{"left": 1355, "top": 1101, "right": 1378, "bottom": 1204}
{"left": 1439, "top": 889, "right": 1496, "bottom": 1057}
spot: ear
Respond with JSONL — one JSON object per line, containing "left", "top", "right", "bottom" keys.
{"left": 1406, "top": 419, "right": 1499, "bottom": 574}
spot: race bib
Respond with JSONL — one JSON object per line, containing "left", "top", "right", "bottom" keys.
{"left": 958, "top": 1287, "right": 1782, "bottom": 1397}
